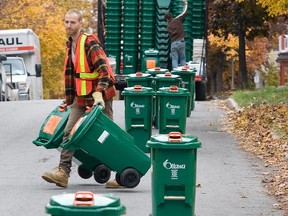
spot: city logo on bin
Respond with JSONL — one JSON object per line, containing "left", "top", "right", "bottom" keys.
{"left": 166, "top": 102, "right": 180, "bottom": 115}
{"left": 130, "top": 102, "right": 145, "bottom": 114}
{"left": 163, "top": 159, "right": 186, "bottom": 170}
{"left": 166, "top": 102, "right": 181, "bottom": 109}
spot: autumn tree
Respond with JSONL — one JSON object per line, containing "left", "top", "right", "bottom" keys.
{"left": 210, "top": 0, "right": 271, "bottom": 89}
{"left": 255, "top": 0, "right": 288, "bottom": 16}
{"left": 0, "top": 0, "right": 94, "bottom": 99}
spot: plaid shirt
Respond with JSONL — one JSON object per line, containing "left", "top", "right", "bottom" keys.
{"left": 64, "top": 33, "right": 116, "bottom": 107}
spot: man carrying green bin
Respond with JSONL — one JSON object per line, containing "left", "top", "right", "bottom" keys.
{"left": 41, "top": 8, "right": 117, "bottom": 188}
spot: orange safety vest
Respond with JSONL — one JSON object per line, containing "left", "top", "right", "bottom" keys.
{"left": 66, "top": 33, "right": 115, "bottom": 96}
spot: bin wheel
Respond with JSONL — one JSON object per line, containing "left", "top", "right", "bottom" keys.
{"left": 93, "top": 164, "right": 111, "bottom": 184}
{"left": 115, "top": 173, "right": 124, "bottom": 186}
{"left": 120, "top": 168, "right": 141, "bottom": 188}
{"left": 78, "top": 165, "right": 93, "bottom": 179}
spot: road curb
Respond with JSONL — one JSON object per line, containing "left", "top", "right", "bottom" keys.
{"left": 225, "top": 98, "right": 241, "bottom": 111}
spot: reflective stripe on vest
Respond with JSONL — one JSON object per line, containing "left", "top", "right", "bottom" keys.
{"left": 77, "top": 34, "right": 99, "bottom": 80}
{"left": 75, "top": 34, "right": 99, "bottom": 96}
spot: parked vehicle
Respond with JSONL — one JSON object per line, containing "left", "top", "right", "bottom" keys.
{"left": 0, "top": 54, "right": 7, "bottom": 101}
{"left": 0, "top": 29, "right": 42, "bottom": 100}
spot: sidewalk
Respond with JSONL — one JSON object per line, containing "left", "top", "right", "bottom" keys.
{"left": 184, "top": 99, "right": 284, "bottom": 216}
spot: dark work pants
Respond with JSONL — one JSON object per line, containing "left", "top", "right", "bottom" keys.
{"left": 59, "top": 98, "right": 113, "bottom": 174}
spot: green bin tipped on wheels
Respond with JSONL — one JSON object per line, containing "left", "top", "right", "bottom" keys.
{"left": 32, "top": 105, "right": 112, "bottom": 184}
{"left": 60, "top": 106, "right": 151, "bottom": 188}
{"left": 147, "top": 132, "right": 201, "bottom": 216}
{"left": 46, "top": 191, "right": 126, "bottom": 216}
{"left": 122, "top": 85, "right": 154, "bottom": 153}
{"left": 126, "top": 72, "right": 153, "bottom": 88}
{"left": 172, "top": 66, "right": 196, "bottom": 117}
{"left": 156, "top": 86, "right": 190, "bottom": 134}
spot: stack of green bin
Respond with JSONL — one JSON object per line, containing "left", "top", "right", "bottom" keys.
{"left": 172, "top": 66, "right": 196, "bottom": 116}
{"left": 32, "top": 105, "right": 112, "bottom": 184}
{"left": 126, "top": 72, "right": 153, "bottom": 88}
{"left": 61, "top": 106, "right": 151, "bottom": 188}
{"left": 156, "top": 86, "right": 190, "bottom": 134}
{"left": 155, "top": 0, "right": 172, "bottom": 68}
{"left": 122, "top": 1, "right": 139, "bottom": 74}
{"left": 140, "top": 49, "right": 160, "bottom": 72}
{"left": 105, "top": 0, "right": 122, "bottom": 74}
{"left": 140, "top": 0, "right": 156, "bottom": 53}
{"left": 122, "top": 86, "right": 154, "bottom": 153}
{"left": 147, "top": 132, "right": 201, "bottom": 216}
{"left": 46, "top": 191, "right": 126, "bottom": 216}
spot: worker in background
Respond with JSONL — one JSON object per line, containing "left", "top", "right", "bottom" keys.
{"left": 41, "top": 8, "right": 120, "bottom": 188}
{"left": 165, "top": 0, "right": 188, "bottom": 69}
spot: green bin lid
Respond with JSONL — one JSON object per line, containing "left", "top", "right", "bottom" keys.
{"left": 144, "top": 49, "right": 159, "bottom": 56}
{"left": 156, "top": 86, "right": 190, "bottom": 97}
{"left": 155, "top": 72, "right": 180, "bottom": 80}
{"left": 147, "top": 132, "right": 201, "bottom": 149}
{"left": 146, "top": 67, "right": 168, "bottom": 75}
{"left": 46, "top": 192, "right": 126, "bottom": 215}
{"left": 126, "top": 72, "right": 153, "bottom": 82}
{"left": 171, "top": 66, "right": 195, "bottom": 74}
{"left": 122, "top": 86, "right": 154, "bottom": 96}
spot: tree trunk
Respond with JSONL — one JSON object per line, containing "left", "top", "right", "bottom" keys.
{"left": 238, "top": 26, "right": 248, "bottom": 88}
{"left": 216, "top": 51, "right": 225, "bottom": 92}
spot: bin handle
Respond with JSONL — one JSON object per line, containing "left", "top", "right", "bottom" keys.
{"left": 74, "top": 191, "right": 94, "bottom": 206}
{"left": 155, "top": 67, "right": 161, "bottom": 71}
{"left": 134, "top": 85, "right": 142, "bottom": 91}
{"left": 164, "top": 72, "right": 172, "bottom": 77}
{"left": 164, "top": 196, "right": 185, "bottom": 200}
{"left": 135, "top": 72, "right": 143, "bottom": 77}
{"left": 182, "top": 65, "right": 189, "bottom": 71}
{"left": 169, "top": 85, "right": 178, "bottom": 92}
{"left": 168, "top": 132, "right": 182, "bottom": 142}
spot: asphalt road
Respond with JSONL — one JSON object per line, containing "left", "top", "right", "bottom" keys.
{"left": 0, "top": 99, "right": 284, "bottom": 216}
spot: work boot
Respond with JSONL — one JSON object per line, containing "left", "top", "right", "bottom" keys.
{"left": 105, "top": 179, "right": 123, "bottom": 189}
{"left": 42, "top": 167, "right": 69, "bottom": 188}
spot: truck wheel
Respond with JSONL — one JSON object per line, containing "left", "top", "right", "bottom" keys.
{"left": 195, "top": 81, "right": 207, "bottom": 101}
{"left": 78, "top": 165, "right": 93, "bottom": 179}
{"left": 93, "top": 164, "right": 111, "bottom": 184}
{"left": 120, "top": 168, "right": 141, "bottom": 188}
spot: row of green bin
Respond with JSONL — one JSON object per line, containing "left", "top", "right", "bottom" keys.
{"left": 126, "top": 66, "right": 196, "bottom": 117}
{"left": 122, "top": 84, "right": 190, "bottom": 153}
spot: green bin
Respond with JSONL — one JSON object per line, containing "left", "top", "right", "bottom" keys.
{"left": 126, "top": 72, "right": 153, "bottom": 88}
{"left": 146, "top": 132, "right": 201, "bottom": 216}
{"left": 154, "top": 72, "right": 182, "bottom": 91}
{"left": 140, "top": 49, "right": 160, "bottom": 72}
{"left": 172, "top": 66, "right": 196, "bottom": 117}
{"left": 156, "top": 86, "right": 190, "bottom": 134}
{"left": 153, "top": 72, "right": 182, "bottom": 128}
{"left": 61, "top": 106, "right": 151, "bottom": 188}
{"left": 32, "top": 105, "right": 112, "bottom": 184}
{"left": 122, "top": 86, "right": 154, "bottom": 153}
{"left": 46, "top": 191, "right": 126, "bottom": 216}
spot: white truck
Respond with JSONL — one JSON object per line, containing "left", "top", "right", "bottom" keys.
{"left": 0, "top": 29, "right": 42, "bottom": 100}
